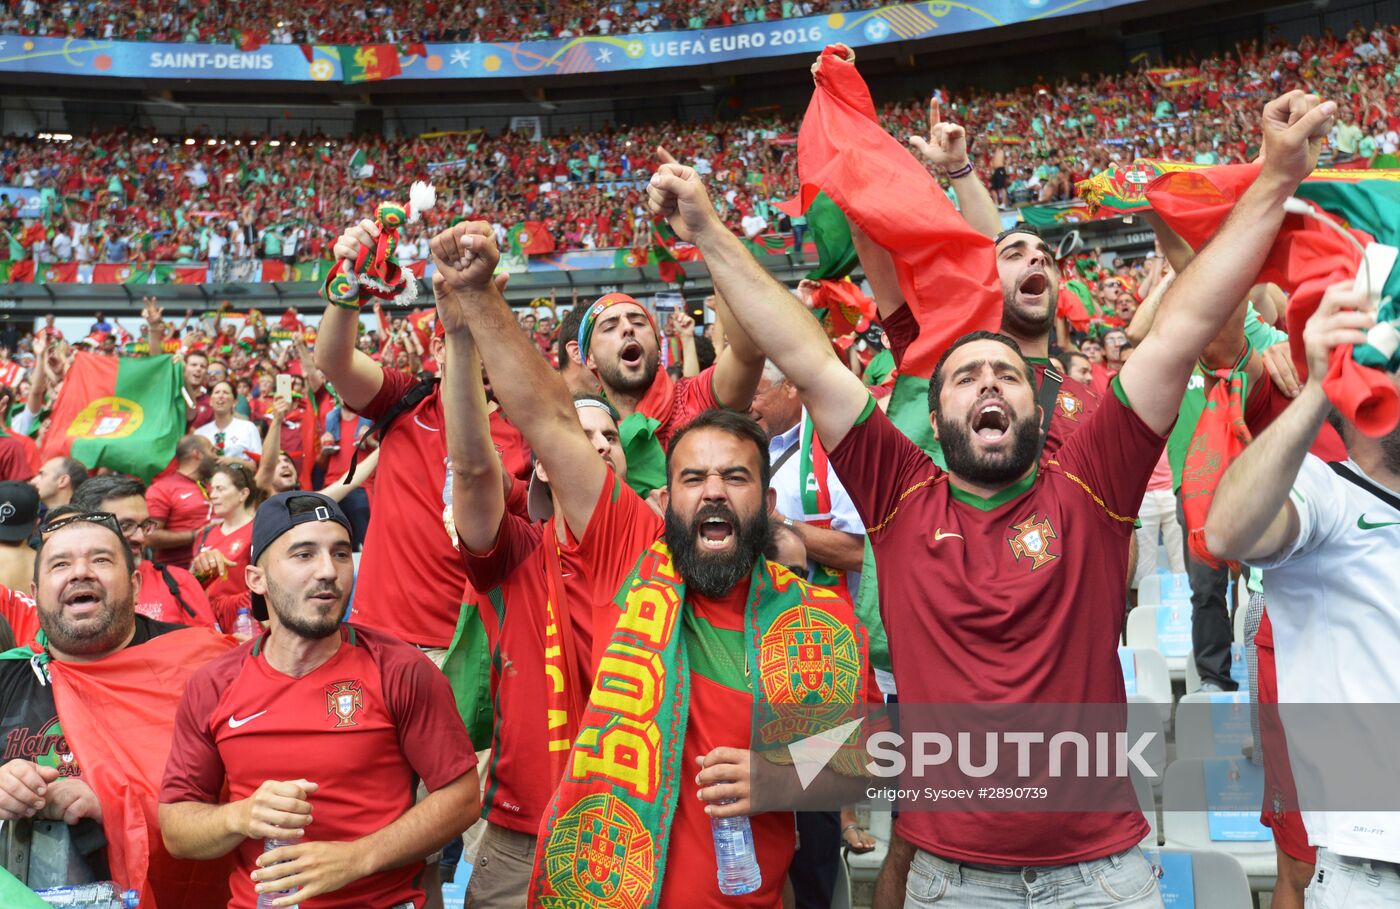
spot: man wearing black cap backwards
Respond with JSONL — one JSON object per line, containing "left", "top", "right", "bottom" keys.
{"left": 159, "top": 491, "right": 481, "bottom": 909}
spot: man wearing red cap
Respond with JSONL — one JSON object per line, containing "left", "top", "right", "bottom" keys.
{"left": 574, "top": 284, "right": 764, "bottom": 497}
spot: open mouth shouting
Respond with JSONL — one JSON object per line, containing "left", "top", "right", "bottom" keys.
{"left": 1017, "top": 270, "right": 1049, "bottom": 299}
{"left": 62, "top": 583, "right": 106, "bottom": 618}
{"left": 618, "top": 339, "right": 645, "bottom": 368}
{"left": 696, "top": 510, "right": 737, "bottom": 552}
{"left": 971, "top": 398, "right": 1013, "bottom": 444}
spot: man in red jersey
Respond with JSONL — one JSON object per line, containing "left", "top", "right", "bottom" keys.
{"left": 159, "top": 491, "right": 480, "bottom": 909}
{"left": 71, "top": 475, "right": 219, "bottom": 631}
{"left": 430, "top": 220, "right": 875, "bottom": 909}
{"left": 145, "top": 434, "right": 216, "bottom": 570}
{"left": 433, "top": 269, "right": 630, "bottom": 906}
{"left": 644, "top": 88, "right": 1336, "bottom": 906}
{"left": 315, "top": 218, "right": 530, "bottom": 662}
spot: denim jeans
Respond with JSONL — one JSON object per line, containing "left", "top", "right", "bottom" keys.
{"left": 905, "top": 846, "right": 1163, "bottom": 908}
{"left": 1307, "top": 849, "right": 1400, "bottom": 908}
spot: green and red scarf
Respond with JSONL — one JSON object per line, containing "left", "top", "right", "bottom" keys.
{"left": 528, "top": 539, "right": 868, "bottom": 909}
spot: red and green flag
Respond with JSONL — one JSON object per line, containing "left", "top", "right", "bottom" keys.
{"left": 1019, "top": 202, "right": 1092, "bottom": 228}
{"left": 92, "top": 263, "right": 140, "bottom": 283}
{"left": 0, "top": 261, "right": 34, "bottom": 284}
{"left": 507, "top": 221, "right": 555, "bottom": 256}
{"left": 339, "top": 44, "right": 402, "bottom": 83}
{"left": 795, "top": 48, "right": 1001, "bottom": 455}
{"left": 233, "top": 28, "right": 264, "bottom": 51}
{"left": 742, "top": 233, "right": 787, "bottom": 256}
{"left": 35, "top": 262, "right": 79, "bottom": 284}
{"left": 40, "top": 353, "right": 187, "bottom": 480}
{"left": 289, "top": 260, "right": 335, "bottom": 283}
{"left": 779, "top": 190, "right": 858, "bottom": 282}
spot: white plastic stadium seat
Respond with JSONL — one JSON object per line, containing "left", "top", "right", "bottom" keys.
{"left": 1185, "top": 644, "right": 1249, "bottom": 695}
{"left": 1161, "top": 758, "right": 1277, "bottom": 892}
{"left": 1119, "top": 647, "right": 1173, "bottom": 727}
{"left": 1125, "top": 606, "right": 1189, "bottom": 681}
{"left": 1174, "top": 692, "right": 1252, "bottom": 762}
{"left": 1138, "top": 572, "right": 1161, "bottom": 606}
{"left": 1127, "top": 695, "right": 1168, "bottom": 785}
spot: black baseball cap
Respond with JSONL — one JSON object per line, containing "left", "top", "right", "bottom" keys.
{"left": 0, "top": 482, "right": 39, "bottom": 542}
{"left": 248, "top": 491, "right": 353, "bottom": 620}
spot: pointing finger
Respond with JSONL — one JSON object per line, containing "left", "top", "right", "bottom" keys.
{"left": 929, "top": 96, "right": 941, "bottom": 129}
{"left": 657, "top": 146, "right": 678, "bottom": 166}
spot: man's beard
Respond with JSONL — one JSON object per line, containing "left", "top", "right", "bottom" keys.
{"left": 41, "top": 582, "right": 134, "bottom": 657}
{"left": 265, "top": 576, "right": 344, "bottom": 640}
{"left": 1380, "top": 425, "right": 1400, "bottom": 474}
{"left": 597, "top": 349, "right": 660, "bottom": 395}
{"left": 937, "top": 407, "right": 1041, "bottom": 486}
{"left": 1001, "top": 280, "right": 1057, "bottom": 340}
{"left": 196, "top": 458, "right": 218, "bottom": 482}
{"left": 664, "top": 502, "right": 771, "bottom": 599}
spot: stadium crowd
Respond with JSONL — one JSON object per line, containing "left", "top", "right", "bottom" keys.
{"left": 0, "top": 22, "right": 1395, "bottom": 909}
{"left": 1, "top": 23, "right": 1397, "bottom": 278}
{"left": 0, "top": 0, "right": 860, "bottom": 45}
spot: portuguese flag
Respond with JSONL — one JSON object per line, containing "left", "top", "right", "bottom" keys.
{"left": 339, "top": 44, "right": 402, "bottom": 83}
{"left": 35, "top": 262, "right": 79, "bottom": 284}
{"left": 40, "top": 353, "right": 187, "bottom": 481}
{"left": 508, "top": 221, "right": 555, "bottom": 256}
{"left": 795, "top": 48, "right": 1000, "bottom": 456}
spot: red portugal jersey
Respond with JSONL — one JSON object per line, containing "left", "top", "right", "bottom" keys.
{"left": 146, "top": 472, "right": 211, "bottom": 570}
{"left": 827, "top": 385, "right": 1163, "bottom": 865}
{"left": 354, "top": 369, "right": 471, "bottom": 647}
{"left": 160, "top": 625, "right": 477, "bottom": 909}
{"left": 0, "top": 584, "right": 38, "bottom": 647}
{"left": 460, "top": 511, "right": 599, "bottom": 834}
{"left": 196, "top": 520, "right": 254, "bottom": 625}
{"left": 135, "top": 560, "right": 220, "bottom": 630}
{"left": 653, "top": 365, "right": 722, "bottom": 451}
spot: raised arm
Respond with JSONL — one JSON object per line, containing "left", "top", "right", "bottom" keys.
{"left": 709, "top": 288, "right": 764, "bottom": 409}
{"left": 1204, "top": 284, "right": 1371, "bottom": 561}
{"left": 254, "top": 397, "right": 290, "bottom": 495}
{"left": 435, "top": 275, "right": 506, "bottom": 554}
{"left": 141, "top": 297, "right": 165, "bottom": 357}
{"left": 910, "top": 97, "right": 1001, "bottom": 239}
{"left": 313, "top": 220, "right": 387, "bottom": 411}
{"left": 1117, "top": 91, "right": 1337, "bottom": 435}
{"left": 429, "top": 222, "right": 610, "bottom": 541}
{"left": 645, "top": 160, "right": 868, "bottom": 450}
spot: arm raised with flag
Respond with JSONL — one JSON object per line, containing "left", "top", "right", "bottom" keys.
{"left": 1116, "top": 90, "right": 1337, "bottom": 436}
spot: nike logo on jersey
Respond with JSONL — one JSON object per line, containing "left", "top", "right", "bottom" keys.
{"left": 1358, "top": 514, "right": 1400, "bottom": 530}
{"left": 228, "top": 710, "right": 268, "bottom": 728}
{"left": 932, "top": 529, "right": 964, "bottom": 541}
{"left": 179, "top": 493, "right": 194, "bottom": 500}
{"left": 413, "top": 415, "right": 440, "bottom": 432}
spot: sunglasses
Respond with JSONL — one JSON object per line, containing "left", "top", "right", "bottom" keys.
{"left": 39, "top": 511, "right": 123, "bottom": 541}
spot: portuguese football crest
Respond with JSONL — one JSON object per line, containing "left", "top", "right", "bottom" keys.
{"left": 539, "top": 793, "right": 652, "bottom": 909}
{"left": 1056, "top": 391, "right": 1083, "bottom": 419}
{"left": 1008, "top": 514, "right": 1058, "bottom": 569}
{"left": 325, "top": 679, "right": 364, "bottom": 728}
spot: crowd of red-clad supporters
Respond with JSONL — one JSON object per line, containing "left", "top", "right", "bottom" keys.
{"left": 0, "top": 0, "right": 858, "bottom": 45}
{"left": 0, "top": 23, "right": 1395, "bottom": 275}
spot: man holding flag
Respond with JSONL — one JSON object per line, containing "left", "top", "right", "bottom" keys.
{"left": 643, "top": 78, "right": 1336, "bottom": 906}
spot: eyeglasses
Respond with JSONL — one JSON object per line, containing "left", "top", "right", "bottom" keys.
{"left": 214, "top": 431, "right": 226, "bottom": 454}
{"left": 117, "top": 518, "right": 159, "bottom": 536}
{"left": 39, "top": 511, "right": 123, "bottom": 540}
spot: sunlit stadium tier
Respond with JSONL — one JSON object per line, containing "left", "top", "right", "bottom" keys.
{"left": 0, "top": 0, "right": 1152, "bottom": 85}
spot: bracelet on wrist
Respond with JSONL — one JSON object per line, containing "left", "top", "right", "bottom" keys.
{"left": 946, "top": 161, "right": 975, "bottom": 179}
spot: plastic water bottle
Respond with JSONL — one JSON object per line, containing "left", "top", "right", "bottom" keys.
{"left": 710, "top": 801, "right": 762, "bottom": 895}
{"left": 32, "top": 882, "right": 139, "bottom": 908}
{"left": 233, "top": 606, "right": 256, "bottom": 638}
{"left": 256, "top": 839, "right": 299, "bottom": 909}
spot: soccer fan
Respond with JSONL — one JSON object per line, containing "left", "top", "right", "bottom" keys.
{"left": 0, "top": 481, "right": 38, "bottom": 591}
{"left": 182, "top": 348, "right": 214, "bottom": 429}
{"left": 159, "top": 491, "right": 480, "bottom": 909}
{"left": 29, "top": 456, "right": 89, "bottom": 511}
{"left": 316, "top": 219, "right": 531, "bottom": 662}
{"left": 194, "top": 380, "right": 263, "bottom": 465}
{"left": 0, "top": 507, "right": 234, "bottom": 901}
{"left": 71, "top": 476, "right": 218, "bottom": 630}
{"left": 573, "top": 214, "right": 764, "bottom": 495}
{"left": 146, "top": 434, "right": 216, "bottom": 570}
{"left": 0, "top": 384, "right": 37, "bottom": 482}
{"left": 429, "top": 219, "right": 875, "bottom": 909}
{"left": 191, "top": 462, "right": 262, "bottom": 625}
{"left": 433, "top": 270, "right": 629, "bottom": 905}
{"left": 1205, "top": 284, "right": 1399, "bottom": 903}
{"left": 644, "top": 84, "right": 1336, "bottom": 905}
